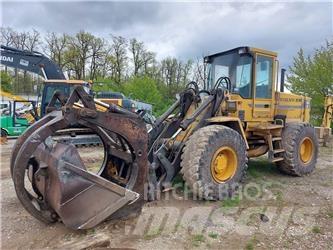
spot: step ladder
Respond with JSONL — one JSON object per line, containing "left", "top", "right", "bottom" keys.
{"left": 266, "top": 134, "right": 285, "bottom": 162}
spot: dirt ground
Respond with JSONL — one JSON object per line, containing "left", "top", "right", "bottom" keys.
{"left": 1, "top": 139, "right": 332, "bottom": 249}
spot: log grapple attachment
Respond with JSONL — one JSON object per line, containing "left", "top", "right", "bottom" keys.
{"left": 10, "top": 86, "right": 149, "bottom": 229}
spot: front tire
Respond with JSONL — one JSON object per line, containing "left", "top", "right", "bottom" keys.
{"left": 277, "top": 123, "right": 318, "bottom": 176}
{"left": 181, "top": 125, "right": 248, "bottom": 200}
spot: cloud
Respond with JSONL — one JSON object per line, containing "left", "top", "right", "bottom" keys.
{"left": 1, "top": 1, "right": 332, "bottom": 68}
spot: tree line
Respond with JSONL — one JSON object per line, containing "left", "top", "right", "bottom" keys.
{"left": 1, "top": 27, "right": 331, "bottom": 122}
{"left": 0, "top": 27, "right": 205, "bottom": 114}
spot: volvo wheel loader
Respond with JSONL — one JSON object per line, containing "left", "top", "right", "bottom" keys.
{"left": 10, "top": 46, "right": 319, "bottom": 230}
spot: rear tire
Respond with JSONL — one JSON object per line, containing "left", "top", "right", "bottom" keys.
{"left": 277, "top": 123, "right": 318, "bottom": 176}
{"left": 181, "top": 125, "right": 248, "bottom": 200}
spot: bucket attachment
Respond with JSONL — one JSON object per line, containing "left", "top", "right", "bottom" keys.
{"left": 11, "top": 86, "right": 149, "bottom": 229}
{"left": 34, "top": 143, "right": 139, "bottom": 229}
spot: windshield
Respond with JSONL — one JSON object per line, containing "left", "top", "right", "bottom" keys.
{"left": 207, "top": 51, "right": 253, "bottom": 98}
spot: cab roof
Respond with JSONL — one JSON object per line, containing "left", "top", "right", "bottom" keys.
{"left": 204, "top": 46, "right": 278, "bottom": 62}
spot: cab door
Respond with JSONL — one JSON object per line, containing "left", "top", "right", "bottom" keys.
{"left": 252, "top": 54, "right": 275, "bottom": 120}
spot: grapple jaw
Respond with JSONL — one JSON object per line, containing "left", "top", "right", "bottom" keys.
{"left": 11, "top": 86, "right": 149, "bottom": 229}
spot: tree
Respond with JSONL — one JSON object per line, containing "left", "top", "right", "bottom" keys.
{"left": 129, "top": 38, "right": 155, "bottom": 76}
{"left": 66, "top": 31, "right": 94, "bottom": 79}
{"left": 287, "top": 41, "right": 333, "bottom": 124}
{"left": 0, "top": 71, "right": 12, "bottom": 92}
{"left": 192, "top": 57, "right": 206, "bottom": 89}
{"left": 0, "top": 27, "right": 15, "bottom": 46}
{"left": 89, "top": 37, "right": 106, "bottom": 80}
{"left": 123, "top": 76, "right": 166, "bottom": 115}
{"left": 130, "top": 38, "right": 144, "bottom": 76}
{"left": 45, "top": 32, "right": 69, "bottom": 70}
{"left": 111, "top": 35, "right": 128, "bottom": 85}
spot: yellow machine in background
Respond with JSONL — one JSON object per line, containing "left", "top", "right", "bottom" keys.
{"left": 315, "top": 95, "right": 333, "bottom": 146}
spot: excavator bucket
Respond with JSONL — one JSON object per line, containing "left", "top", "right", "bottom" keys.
{"left": 11, "top": 86, "right": 149, "bottom": 229}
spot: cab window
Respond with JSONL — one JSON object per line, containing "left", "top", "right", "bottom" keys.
{"left": 255, "top": 55, "right": 273, "bottom": 98}
{"left": 207, "top": 52, "right": 252, "bottom": 98}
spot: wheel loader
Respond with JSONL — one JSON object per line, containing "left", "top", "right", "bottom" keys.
{"left": 10, "top": 46, "right": 319, "bottom": 230}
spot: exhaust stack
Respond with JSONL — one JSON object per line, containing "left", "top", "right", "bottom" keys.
{"left": 280, "top": 68, "right": 286, "bottom": 92}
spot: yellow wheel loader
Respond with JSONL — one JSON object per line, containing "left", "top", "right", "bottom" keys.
{"left": 11, "top": 46, "right": 319, "bottom": 230}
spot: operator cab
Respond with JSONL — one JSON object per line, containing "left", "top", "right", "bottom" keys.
{"left": 40, "top": 80, "right": 92, "bottom": 116}
{"left": 205, "top": 46, "right": 277, "bottom": 99}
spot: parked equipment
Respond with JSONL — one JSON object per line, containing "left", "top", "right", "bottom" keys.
{"left": 11, "top": 46, "right": 319, "bottom": 230}
{"left": 315, "top": 95, "right": 333, "bottom": 146}
{"left": 0, "top": 90, "right": 38, "bottom": 143}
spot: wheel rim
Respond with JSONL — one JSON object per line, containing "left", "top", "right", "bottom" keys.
{"left": 210, "top": 146, "right": 238, "bottom": 183}
{"left": 299, "top": 137, "right": 313, "bottom": 164}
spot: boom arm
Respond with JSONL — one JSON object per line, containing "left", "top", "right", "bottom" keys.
{"left": 0, "top": 45, "right": 65, "bottom": 80}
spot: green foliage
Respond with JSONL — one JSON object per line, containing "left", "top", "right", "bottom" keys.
{"left": 123, "top": 76, "right": 173, "bottom": 116}
{"left": 245, "top": 236, "right": 259, "bottom": 250}
{"left": 92, "top": 77, "right": 123, "bottom": 93}
{"left": 287, "top": 41, "right": 333, "bottom": 125}
{"left": 220, "top": 195, "right": 240, "bottom": 208}
{"left": 191, "top": 234, "right": 205, "bottom": 246}
{"left": 311, "top": 226, "right": 322, "bottom": 234}
{"left": 328, "top": 211, "right": 333, "bottom": 219}
{"left": 0, "top": 71, "right": 12, "bottom": 92}
{"left": 208, "top": 232, "right": 218, "bottom": 239}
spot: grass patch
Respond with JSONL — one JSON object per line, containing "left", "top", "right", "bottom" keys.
{"left": 144, "top": 228, "right": 162, "bottom": 240}
{"left": 274, "top": 190, "right": 283, "bottom": 202}
{"left": 245, "top": 242, "right": 254, "bottom": 250}
{"left": 85, "top": 228, "right": 96, "bottom": 235}
{"left": 192, "top": 234, "right": 205, "bottom": 246}
{"left": 312, "top": 226, "right": 321, "bottom": 234}
{"left": 245, "top": 236, "right": 259, "bottom": 250}
{"left": 247, "top": 159, "right": 278, "bottom": 179}
{"left": 328, "top": 211, "right": 333, "bottom": 219}
{"left": 220, "top": 195, "right": 240, "bottom": 208}
{"left": 208, "top": 232, "right": 219, "bottom": 239}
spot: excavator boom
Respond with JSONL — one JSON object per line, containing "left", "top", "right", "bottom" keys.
{"left": 0, "top": 45, "right": 65, "bottom": 80}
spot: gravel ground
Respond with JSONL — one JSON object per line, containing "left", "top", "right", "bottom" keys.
{"left": 1, "top": 139, "right": 332, "bottom": 249}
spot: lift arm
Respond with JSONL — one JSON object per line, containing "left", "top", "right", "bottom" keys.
{"left": 0, "top": 45, "right": 65, "bottom": 80}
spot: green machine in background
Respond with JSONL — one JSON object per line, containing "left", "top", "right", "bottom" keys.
{"left": 0, "top": 100, "right": 37, "bottom": 138}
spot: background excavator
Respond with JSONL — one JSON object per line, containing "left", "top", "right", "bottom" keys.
{"left": 10, "top": 46, "right": 327, "bottom": 230}
{"left": 0, "top": 45, "right": 92, "bottom": 116}
{"left": 0, "top": 45, "right": 152, "bottom": 144}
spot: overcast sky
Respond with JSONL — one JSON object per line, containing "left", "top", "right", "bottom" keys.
{"left": 0, "top": 1, "right": 332, "bottom": 69}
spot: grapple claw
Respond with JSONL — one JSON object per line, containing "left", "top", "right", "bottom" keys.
{"left": 11, "top": 86, "right": 148, "bottom": 229}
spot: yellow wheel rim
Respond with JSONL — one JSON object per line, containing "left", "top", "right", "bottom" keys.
{"left": 299, "top": 137, "right": 313, "bottom": 164}
{"left": 210, "top": 146, "right": 238, "bottom": 183}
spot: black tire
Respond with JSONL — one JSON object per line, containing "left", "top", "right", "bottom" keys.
{"left": 181, "top": 125, "right": 248, "bottom": 200}
{"left": 1, "top": 128, "right": 8, "bottom": 137}
{"left": 277, "top": 123, "right": 318, "bottom": 176}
